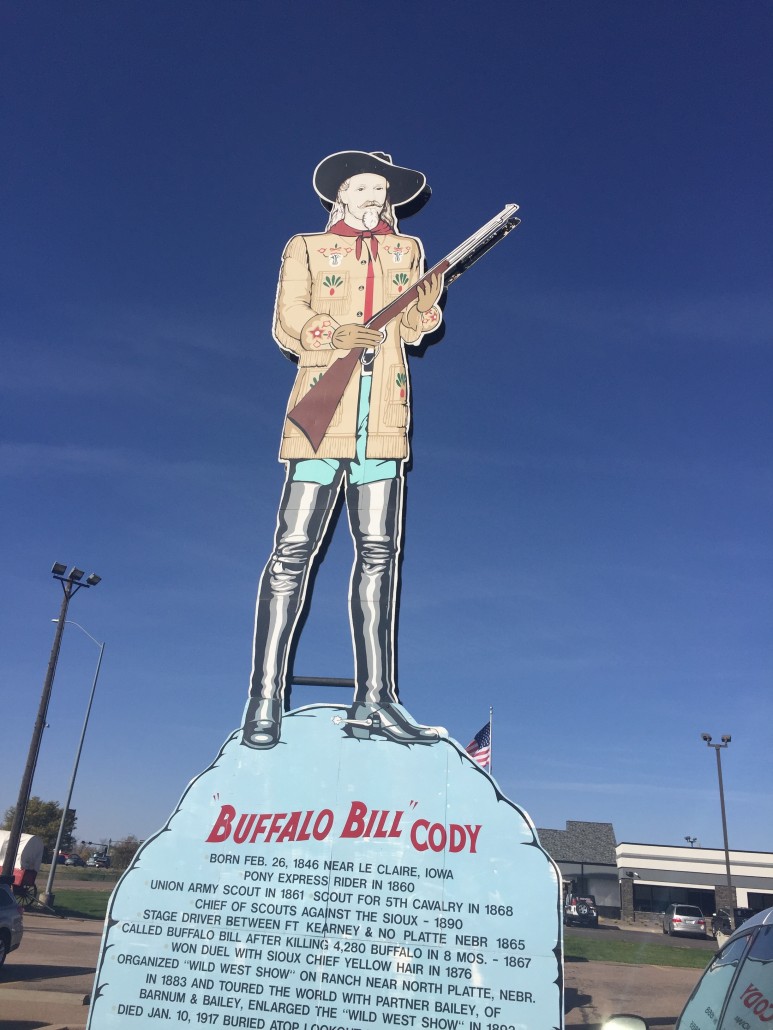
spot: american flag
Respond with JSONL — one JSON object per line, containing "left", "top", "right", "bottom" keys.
{"left": 465, "top": 721, "right": 491, "bottom": 767}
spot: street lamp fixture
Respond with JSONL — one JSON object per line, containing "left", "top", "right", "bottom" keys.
{"left": 0, "top": 565, "right": 101, "bottom": 882}
{"left": 701, "top": 732, "right": 733, "bottom": 927}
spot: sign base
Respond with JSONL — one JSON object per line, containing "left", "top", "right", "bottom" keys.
{"left": 88, "top": 703, "right": 563, "bottom": 1029}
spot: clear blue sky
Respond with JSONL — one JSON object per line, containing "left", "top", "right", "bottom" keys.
{"left": 2, "top": 1, "right": 771, "bottom": 854}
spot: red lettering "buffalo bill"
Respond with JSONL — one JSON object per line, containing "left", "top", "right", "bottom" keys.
{"left": 205, "top": 805, "right": 334, "bottom": 844}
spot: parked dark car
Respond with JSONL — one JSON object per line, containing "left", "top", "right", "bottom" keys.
{"left": 607, "top": 907, "right": 773, "bottom": 1030}
{"left": 64, "top": 854, "right": 86, "bottom": 867}
{"left": 0, "top": 883, "right": 23, "bottom": 967}
{"left": 662, "top": 903, "right": 707, "bottom": 937}
{"left": 712, "top": 907, "right": 756, "bottom": 938}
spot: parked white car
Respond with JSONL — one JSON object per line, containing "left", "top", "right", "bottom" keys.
{"left": 662, "top": 903, "right": 707, "bottom": 937}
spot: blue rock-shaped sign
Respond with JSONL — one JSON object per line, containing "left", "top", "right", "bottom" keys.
{"left": 88, "top": 704, "right": 562, "bottom": 1030}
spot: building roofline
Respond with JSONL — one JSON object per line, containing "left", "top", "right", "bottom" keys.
{"left": 618, "top": 841, "right": 773, "bottom": 856}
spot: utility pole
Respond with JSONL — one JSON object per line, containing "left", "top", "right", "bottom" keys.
{"left": 701, "top": 732, "right": 734, "bottom": 928}
{"left": 1, "top": 565, "right": 100, "bottom": 880}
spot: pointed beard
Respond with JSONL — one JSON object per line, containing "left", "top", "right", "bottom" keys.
{"left": 362, "top": 207, "right": 381, "bottom": 230}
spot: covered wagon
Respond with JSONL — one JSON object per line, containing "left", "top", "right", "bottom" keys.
{"left": 0, "top": 831, "right": 45, "bottom": 908}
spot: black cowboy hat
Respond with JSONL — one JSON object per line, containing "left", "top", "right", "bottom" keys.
{"left": 313, "top": 151, "right": 428, "bottom": 209}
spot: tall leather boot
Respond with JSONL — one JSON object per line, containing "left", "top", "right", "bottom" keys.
{"left": 345, "top": 477, "right": 444, "bottom": 745}
{"left": 243, "top": 476, "right": 339, "bottom": 748}
{"left": 348, "top": 476, "right": 402, "bottom": 706}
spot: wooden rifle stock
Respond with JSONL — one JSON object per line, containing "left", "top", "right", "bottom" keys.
{"left": 287, "top": 205, "right": 520, "bottom": 452}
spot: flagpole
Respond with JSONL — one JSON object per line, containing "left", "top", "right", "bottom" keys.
{"left": 488, "top": 706, "right": 493, "bottom": 773}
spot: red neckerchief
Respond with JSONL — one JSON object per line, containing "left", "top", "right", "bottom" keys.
{"left": 328, "top": 219, "right": 391, "bottom": 261}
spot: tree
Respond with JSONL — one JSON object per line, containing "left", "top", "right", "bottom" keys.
{"left": 2, "top": 797, "right": 76, "bottom": 861}
{"left": 110, "top": 836, "right": 141, "bottom": 871}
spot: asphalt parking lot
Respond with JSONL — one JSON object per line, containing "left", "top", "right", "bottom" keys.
{"left": 0, "top": 911, "right": 101, "bottom": 1029}
{"left": 564, "top": 957, "right": 701, "bottom": 1028}
{"left": 0, "top": 911, "right": 709, "bottom": 1030}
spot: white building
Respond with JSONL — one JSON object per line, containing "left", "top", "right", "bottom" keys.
{"left": 617, "top": 841, "right": 773, "bottom": 917}
{"left": 538, "top": 821, "right": 773, "bottom": 920}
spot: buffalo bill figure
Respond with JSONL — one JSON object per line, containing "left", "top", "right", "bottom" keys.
{"left": 243, "top": 151, "right": 445, "bottom": 750}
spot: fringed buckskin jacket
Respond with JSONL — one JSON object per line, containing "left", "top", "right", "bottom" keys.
{"left": 272, "top": 224, "right": 442, "bottom": 461}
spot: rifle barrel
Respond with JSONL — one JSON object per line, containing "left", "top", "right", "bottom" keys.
{"left": 444, "top": 204, "right": 519, "bottom": 268}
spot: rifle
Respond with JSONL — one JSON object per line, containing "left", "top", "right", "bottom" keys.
{"left": 287, "top": 204, "right": 521, "bottom": 452}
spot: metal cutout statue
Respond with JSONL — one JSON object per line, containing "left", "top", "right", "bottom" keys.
{"left": 243, "top": 151, "right": 519, "bottom": 751}
{"left": 85, "top": 156, "right": 565, "bottom": 1030}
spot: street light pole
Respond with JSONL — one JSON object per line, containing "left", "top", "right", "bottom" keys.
{"left": 701, "top": 732, "right": 733, "bottom": 925}
{"left": 1, "top": 565, "right": 101, "bottom": 881}
{"left": 41, "top": 624, "right": 105, "bottom": 908}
